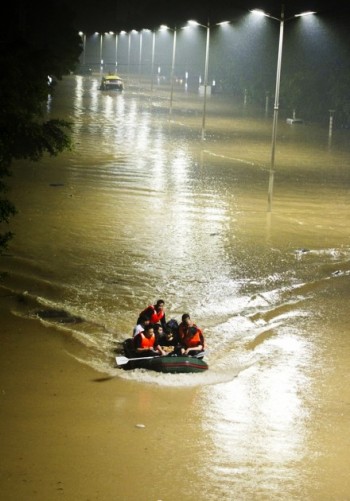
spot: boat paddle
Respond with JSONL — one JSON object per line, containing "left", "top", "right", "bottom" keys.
{"left": 115, "top": 350, "right": 207, "bottom": 366}
{"left": 92, "top": 356, "right": 158, "bottom": 381}
{"left": 115, "top": 355, "right": 158, "bottom": 366}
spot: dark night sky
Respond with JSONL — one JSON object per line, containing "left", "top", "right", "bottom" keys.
{"left": 71, "top": 0, "right": 349, "bottom": 32}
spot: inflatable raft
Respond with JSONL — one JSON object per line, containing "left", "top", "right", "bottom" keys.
{"left": 116, "top": 354, "right": 208, "bottom": 373}
{"left": 116, "top": 338, "right": 208, "bottom": 373}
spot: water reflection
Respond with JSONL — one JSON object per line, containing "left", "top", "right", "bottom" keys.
{"left": 201, "top": 330, "right": 312, "bottom": 497}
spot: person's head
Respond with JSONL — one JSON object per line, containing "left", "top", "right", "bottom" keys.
{"left": 182, "top": 313, "right": 192, "bottom": 326}
{"left": 165, "top": 327, "right": 174, "bottom": 341}
{"left": 155, "top": 299, "right": 165, "bottom": 312}
{"left": 143, "top": 324, "right": 154, "bottom": 338}
{"left": 139, "top": 314, "right": 151, "bottom": 326}
{"left": 154, "top": 324, "right": 163, "bottom": 335}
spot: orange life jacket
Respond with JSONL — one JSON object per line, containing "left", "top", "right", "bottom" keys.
{"left": 139, "top": 332, "right": 156, "bottom": 349}
{"left": 142, "top": 305, "right": 164, "bottom": 324}
{"left": 182, "top": 327, "right": 203, "bottom": 348}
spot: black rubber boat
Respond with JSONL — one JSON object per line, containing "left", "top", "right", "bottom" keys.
{"left": 116, "top": 338, "right": 208, "bottom": 373}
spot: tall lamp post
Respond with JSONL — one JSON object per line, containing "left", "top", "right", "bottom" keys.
{"left": 78, "top": 32, "right": 86, "bottom": 65}
{"left": 187, "top": 20, "right": 229, "bottom": 140}
{"left": 119, "top": 31, "right": 127, "bottom": 75}
{"left": 99, "top": 33, "right": 103, "bottom": 70}
{"left": 138, "top": 30, "right": 143, "bottom": 80}
{"left": 251, "top": 7, "right": 316, "bottom": 212}
{"left": 160, "top": 26, "right": 178, "bottom": 117}
{"left": 188, "top": 20, "right": 210, "bottom": 140}
{"left": 127, "top": 31, "right": 132, "bottom": 78}
{"left": 150, "top": 30, "right": 156, "bottom": 91}
{"left": 115, "top": 33, "right": 119, "bottom": 72}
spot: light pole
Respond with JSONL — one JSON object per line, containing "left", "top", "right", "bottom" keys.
{"left": 99, "top": 33, "right": 103, "bottom": 69}
{"left": 105, "top": 32, "right": 114, "bottom": 73}
{"left": 78, "top": 32, "right": 86, "bottom": 65}
{"left": 159, "top": 25, "right": 178, "bottom": 116}
{"left": 169, "top": 27, "right": 177, "bottom": 117}
{"left": 127, "top": 32, "right": 131, "bottom": 78}
{"left": 138, "top": 30, "right": 143, "bottom": 80}
{"left": 188, "top": 20, "right": 210, "bottom": 140}
{"left": 268, "top": 6, "right": 284, "bottom": 213}
{"left": 93, "top": 32, "right": 103, "bottom": 70}
{"left": 119, "top": 31, "right": 127, "bottom": 75}
{"left": 137, "top": 30, "right": 143, "bottom": 91}
{"left": 115, "top": 33, "right": 118, "bottom": 72}
{"left": 138, "top": 29, "right": 150, "bottom": 89}
{"left": 150, "top": 30, "right": 156, "bottom": 91}
{"left": 187, "top": 20, "right": 229, "bottom": 140}
{"left": 251, "top": 6, "right": 316, "bottom": 212}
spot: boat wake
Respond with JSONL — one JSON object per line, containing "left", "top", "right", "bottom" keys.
{"left": 1, "top": 244, "right": 349, "bottom": 386}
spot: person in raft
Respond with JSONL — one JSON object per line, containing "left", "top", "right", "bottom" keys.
{"left": 133, "top": 324, "right": 166, "bottom": 357}
{"left": 178, "top": 313, "right": 205, "bottom": 356}
{"left": 155, "top": 324, "right": 177, "bottom": 353}
{"left": 132, "top": 314, "right": 151, "bottom": 337}
{"left": 137, "top": 299, "right": 166, "bottom": 330}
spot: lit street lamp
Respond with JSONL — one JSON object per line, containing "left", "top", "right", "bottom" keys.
{"left": 150, "top": 30, "right": 156, "bottom": 91}
{"left": 114, "top": 32, "right": 118, "bottom": 72}
{"left": 78, "top": 32, "right": 86, "bottom": 65}
{"left": 127, "top": 32, "right": 131, "bottom": 77}
{"left": 187, "top": 20, "right": 229, "bottom": 140}
{"left": 160, "top": 25, "right": 178, "bottom": 116}
{"left": 93, "top": 32, "right": 103, "bottom": 70}
{"left": 187, "top": 20, "right": 210, "bottom": 140}
{"left": 251, "top": 7, "right": 316, "bottom": 212}
{"left": 150, "top": 27, "right": 168, "bottom": 92}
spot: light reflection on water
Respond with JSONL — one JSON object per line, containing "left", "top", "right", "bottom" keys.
{"left": 1, "top": 74, "right": 350, "bottom": 498}
{"left": 196, "top": 329, "right": 314, "bottom": 499}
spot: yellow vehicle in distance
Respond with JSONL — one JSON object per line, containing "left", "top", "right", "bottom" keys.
{"left": 99, "top": 74, "right": 124, "bottom": 91}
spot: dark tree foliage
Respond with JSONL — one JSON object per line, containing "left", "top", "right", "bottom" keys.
{"left": 0, "top": 0, "right": 82, "bottom": 253}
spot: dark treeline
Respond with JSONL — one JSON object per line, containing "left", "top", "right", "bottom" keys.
{"left": 0, "top": 1, "right": 82, "bottom": 252}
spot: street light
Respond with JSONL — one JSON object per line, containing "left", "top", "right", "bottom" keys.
{"left": 150, "top": 30, "right": 156, "bottom": 91}
{"left": 115, "top": 33, "right": 118, "bottom": 71}
{"left": 251, "top": 6, "right": 316, "bottom": 212}
{"left": 105, "top": 32, "right": 115, "bottom": 73}
{"left": 137, "top": 29, "right": 151, "bottom": 89}
{"left": 78, "top": 32, "right": 86, "bottom": 65}
{"left": 187, "top": 20, "right": 229, "bottom": 140}
{"left": 138, "top": 30, "right": 143, "bottom": 80}
{"left": 187, "top": 20, "right": 210, "bottom": 140}
{"left": 99, "top": 33, "right": 103, "bottom": 69}
{"left": 150, "top": 26, "right": 169, "bottom": 92}
{"left": 160, "top": 25, "right": 177, "bottom": 116}
{"left": 127, "top": 32, "right": 131, "bottom": 78}
{"left": 93, "top": 32, "right": 103, "bottom": 70}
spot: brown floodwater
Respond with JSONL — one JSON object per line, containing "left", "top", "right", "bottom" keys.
{"left": 1, "top": 74, "right": 350, "bottom": 499}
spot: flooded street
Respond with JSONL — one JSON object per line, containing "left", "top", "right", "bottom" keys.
{"left": 1, "top": 74, "right": 350, "bottom": 500}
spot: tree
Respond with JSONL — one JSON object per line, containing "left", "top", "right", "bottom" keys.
{"left": 0, "top": 0, "right": 82, "bottom": 253}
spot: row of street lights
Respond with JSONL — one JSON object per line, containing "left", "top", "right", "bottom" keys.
{"left": 80, "top": 7, "right": 316, "bottom": 212}
{"left": 80, "top": 21, "right": 229, "bottom": 140}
